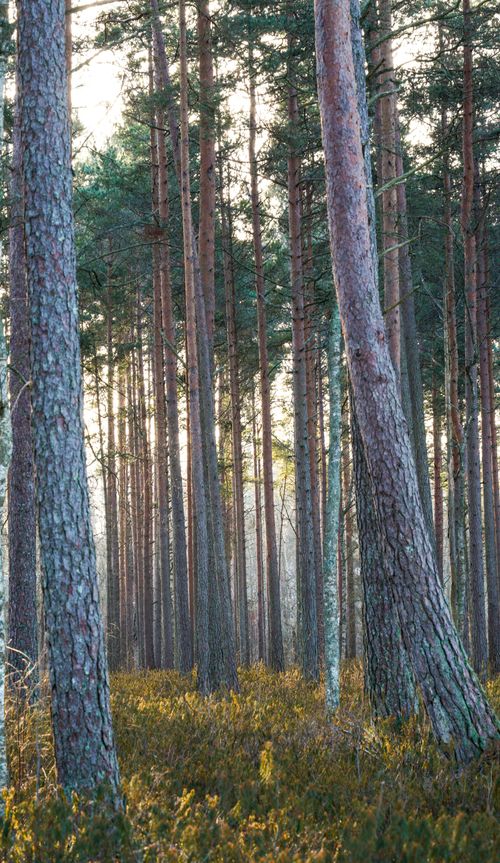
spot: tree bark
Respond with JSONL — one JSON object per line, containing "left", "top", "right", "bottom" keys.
{"left": 8, "top": 65, "right": 38, "bottom": 696}
{"left": 315, "top": 0, "right": 499, "bottom": 762}
{"left": 18, "top": 0, "right": 120, "bottom": 794}
{"left": 350, "top": 0, "right": 416, "bottom": 717}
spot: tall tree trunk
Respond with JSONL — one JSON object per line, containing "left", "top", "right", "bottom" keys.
{"left": 18, "top": 0, "right": 120, "bottom": 794}
{"left": 350, "top": 0, "right": 416, "bottom": 716}
{"left": 287, "top": 30, "right": 318, "bottom": 681}
{"left": 461, "top": 0, "right": 487, "bottom": 678}
{"left": 117, "top": 365, "right": 130, "bottom": 667}
{"left": 179, "top": 0, "right": 213, "bottom": 695}
{"left": 249, "top": 46, "right": 284, "bottom": 671}
{"left": 150, "top": 56, "right": 174, "bottom": 669}
{"left": 8, "top": 67, "right": 38, "bottom": 696}
{"left": 252, "top": 387, "right": 266, "bottom": 663}
{"left": 487, "top": 310, "right": 500, "bottom": 598}
{"left": 136, "top": 296, "right": 155, "bottom": 669}
{"left": 342, "top": 414, "right": 356, "bottom": 660}
{"left": 152, "top": 28, "right": 192, "bottom": 673}
{"left": 221, "top": 168, "right": 249, "bottom": 665}
{"left": 324, "top": 306, "right": 342, "bottom": 709}
{"left": 395, "top": 124, "right": 435, "bottom": 540}
{"left": 441, "top": 96, "right": 466, "bottom": 635}
{"left": 315, "top": 0, "right": 498, "bottom": 762}
{"left": 126, "top": 360, "right": 139, "bottom": 667}
{"left": 106, "top": 281, "right": 121, "bottom": 670}
{"left": 432, "top": 376, "right": 444, "bottom": 584}
{"left": 197, "top": 0, "right": 216, "bottom": 350}
{"left": 304, "top": 186, "right": 324, "bottom": 657}
{"left": 378, "top": 0, "right": 400, "bottom": 383}
{"left": 476, "top": 217, "right": 500, "bottom": 673}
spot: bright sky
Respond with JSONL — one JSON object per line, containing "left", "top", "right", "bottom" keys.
{"left": 72, "top": 2, "right": 126, "bottom": 154}
{"left": 71, "top": 2, "right": 431, "bottom": 159}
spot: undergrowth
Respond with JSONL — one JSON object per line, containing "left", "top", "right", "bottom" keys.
{"left": 1, "top": 664, "right": 499, "bottom": 862}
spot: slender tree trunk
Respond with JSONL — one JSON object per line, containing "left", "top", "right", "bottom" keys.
{"left": 487, "top": 311, "right": 500, "bottom": 597}
{"left": 303, "top": 186, "right": 324, "bottom": 657}
{"left": 378, "top": 0, "right": 400, "bottom": 383}
{"left": 432, "top": 375, "right": 444, "bottom": 584}
{"left": 136, "top": 296, "right": 155, "bottom": 669}
{"left": 317, "top": 344, "right": 328, "bottom": 554}
{"left": 315, "top": 0, "right": 499, "bottom": 762}
{"left": 461, "top": 0, "right": 487, "bottom": 678}
{"left": 18, "top": 0, "right": 120, "bottom": 793}
{"left": 221, "top": 168, "right": 249, "bottom": 665}
{"left": 106, "top": 281, "right": 121, "bottom": 670}
{"left": 324, "top": 306, "right": 342, "bottom": 709}
{"left": 150, "top": 57, "right": 174, "bottom": 669}
{"left": 197, "top": 0, "right": 216, "bottom": 350}
{"left": 249, "top": 46, "right": 284, "bottom": 671}
{"left": 117, "top": 366, "right": 129, "bottom": 667}
{"left": 179, "top": 0, "right": 212, "bottom": 695}
{"left": 476, "top": 217, "right": 500, "bottom": 673}
{"left": 152, "top": 31, "right": 192, "bottom": 673}
{"left": 441, "top": 101, "right": 466, "bottom": 635}
{"left": 252, "top": 387, "right": 266, "bottom": 663}
{"left": 8, "top": 68, "right": 38, "bottom": 696}
{"left": 395, "top": 124, "right": 435, "bottom": 540}
{"left": 342, "top": 415, "right": 356, "bottom": 660}
{"left": 127, "top": 361, "right": 139, "bottom": 667}
{"left": 287, "top": 31, "right": 318, "bottom": 681}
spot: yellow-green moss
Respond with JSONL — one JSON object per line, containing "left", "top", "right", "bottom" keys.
{"left": 2, "top": 663, "right": 498, "bottom": 862}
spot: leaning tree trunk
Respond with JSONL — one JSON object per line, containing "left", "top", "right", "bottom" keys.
{"left": 17, "top": 0, "right": 120, "bottom": 794}
{"left": 350, "top": 0, "right": 416, "bottom": 718}
{"left": 8, "top": 63, "right": 38, "bottom": 697}
{"left": 315, "top": 0, "right": 499, "bottom": 763}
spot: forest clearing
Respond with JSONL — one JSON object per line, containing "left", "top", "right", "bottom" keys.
{"left": 0, "top": 0, "right": 499, "bottom": 860}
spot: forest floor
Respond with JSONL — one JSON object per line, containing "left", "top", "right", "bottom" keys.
{"left": 2, "top": 664, "right": 499, "bottom": 862}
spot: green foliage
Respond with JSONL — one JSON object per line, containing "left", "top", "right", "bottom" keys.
{"left": 2, "top": 667, "right": 498, "bottom": 861}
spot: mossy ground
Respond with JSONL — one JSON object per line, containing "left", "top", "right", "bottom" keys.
{"left": 2, "top": 664, "right": 499, "bottom": 862}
